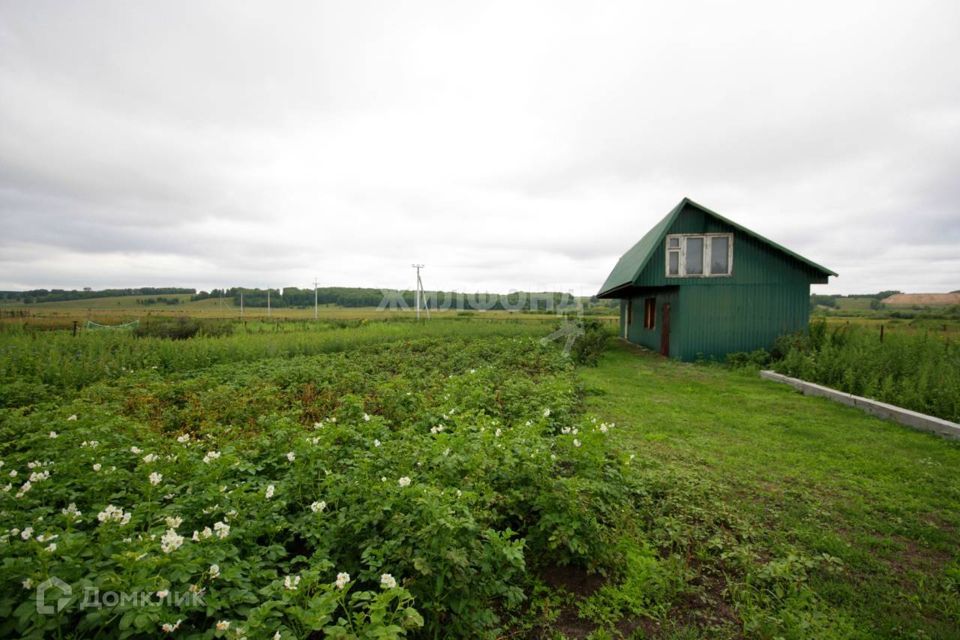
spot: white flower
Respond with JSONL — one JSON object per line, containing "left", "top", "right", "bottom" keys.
{"left": 363, "top": 413, "right": 371, "bottom": 422}
{"left": 176, "top": 434, "right": 190, "bottom": 443}
{"left": 160, "top": 528, "right": 184, "bottom": 553}
{"left": 164, "top": 516, "right": 182, "bottom": 529}
{"left": 21, "top": 527, "right": 33, "bottom": 540}
{"left": 310, "top": 500, "right": 326, "bottom": 513}
{"left": 130, "top": 446, "right": 142, "bottom": 455}
{"left": 216, "top": 620, "right": 230, "bottom": 631}
{"left": 143, "top": 453, "right": 159, "bottom": 464}
{"left": 97, "top": 504, "right": 130, "bottom": 524}
{"left": 92, "top": 463, "right": 102, "bottom": 472}
{"left": 67, "top": 414, "right": 77, "bottom": 421}
{"left": 209, "top": 563, "right": 221, "bottom": 579}
{"left": 1, "top": 483, "right": 10, "bottom": 493}
{"left": 29, "top": 470, "right": 50, "bottom": 483}
{"left": 273, "top": 632, "right": 281, "bottom": 640}
{"left": 213, "top": 521, "right": 230, "bottom": 539}
{"left": 495, "top": 428, "right": 502, "bottom": 437}
{"left": 8, "top": 470, "right": 16, "bottom": 477}
{"left": 49, "top": 431, "right": 58, "bottom": 439}
{"left": 543, "top": 408, "right": 551, "bottom": 417}
{"left": 161, "top": 619, "right": 182, "bottom": 633}
{"left": 16, "top": 481, "right": 32, "bottom": 497}
{"left": 335, "top": 572, "right": 350, "bottom": 590}
{"left": 283, "top": 574, "right": 301, "bottom": 590}
{"left": 265, "top": 484, "right": 275, "bottom": 499}
{"left": 62, "top": 503, "right": 82, "bottom": 519}
{"left": 380, "top": 573, "right": 397, "bottom": 589}
{"left": 202, "top": 451, "right": 221, "bottom": 464}
{"left": 156, "top": 589, "right": 169, "bottom": 599}
{"left": 373, "top": 439, "right": 381, "bottom": 447}
{"left": 149, "top": 472, "right": 163, "bottom": 486}
{"left": 573, "top": 439, "right": 581, "bottom": 448}
{"left": 397, "top": 476, "right": 411, "bottom": 487}
{"left": 599, "top": 424, "right": 609, "bottom": 434}
{"left": 285, "top": 451, "right": 295, "bottom": 463}
{"left": 45, "top": 542, "right": 57, "bottom": 553}
{"left": 22, "top": 578, "right": 33, "bottom": 589}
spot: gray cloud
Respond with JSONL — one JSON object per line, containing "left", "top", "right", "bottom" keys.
{"left": 1, "top": 0, "right": 958, "bottom": 295}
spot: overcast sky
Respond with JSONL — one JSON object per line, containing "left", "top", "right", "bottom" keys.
{"left": 1, "top": 1, "right": 958, "bottom": 296}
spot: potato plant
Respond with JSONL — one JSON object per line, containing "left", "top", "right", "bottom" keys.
{"left": 0, "top": 334, "right": 639, "bottom": 639}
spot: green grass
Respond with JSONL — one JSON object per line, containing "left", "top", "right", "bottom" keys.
{"left": 579, "top": 341, "right": 960, "bottom": 638}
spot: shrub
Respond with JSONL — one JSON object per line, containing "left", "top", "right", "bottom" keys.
{"left": 568, "top": 320, "right": 611, "bottom": 366}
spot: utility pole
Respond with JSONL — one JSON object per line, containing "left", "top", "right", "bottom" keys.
{"left": 313, "top": 277, "right": 319, "bottom": 321}
{"left": 240, "top": 291, "right": 244, "bottom": 319}
{"left": 412, "top": 264, "right": 429, "bottom": 320}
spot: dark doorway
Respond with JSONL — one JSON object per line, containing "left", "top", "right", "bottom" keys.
{"left": 660, "top": 303, "right": 671, "bottom": 356}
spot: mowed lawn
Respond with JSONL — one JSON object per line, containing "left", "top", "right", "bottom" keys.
{"left": 579, "top": 340, "right": 960, "bottom": 639}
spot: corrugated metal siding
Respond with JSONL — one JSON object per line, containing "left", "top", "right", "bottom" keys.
{"left": 623, "top": 289, "right": 679, "bottom": 354}
{"left": 675, "top": 284, "right": 809, "bottom": 360}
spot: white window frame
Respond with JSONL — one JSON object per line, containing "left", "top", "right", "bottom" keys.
{"left": 665, "top": 233, "right": 734, "bottom": 278}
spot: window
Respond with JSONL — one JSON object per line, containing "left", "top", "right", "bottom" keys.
{"left": 643, "top": 298, "right": 655, "bottom": 329}
{"left": 665, "top": 233, "right": 733, "bottom": 277}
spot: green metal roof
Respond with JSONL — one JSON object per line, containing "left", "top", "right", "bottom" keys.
{"left": 597, "top": 197, "right": 837, "bottom": 297}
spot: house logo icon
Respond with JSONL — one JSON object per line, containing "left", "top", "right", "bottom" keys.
{"left": 36, "top": 577, "right": 72, "bottom": 615}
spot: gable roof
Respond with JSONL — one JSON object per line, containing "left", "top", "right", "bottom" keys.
{"left": 597, "top": 197, "right": 837, "bottom": 297}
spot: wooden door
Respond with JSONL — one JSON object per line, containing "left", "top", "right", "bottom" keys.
{"left": 660, "top": 303, "right": 670, "bottom": 356}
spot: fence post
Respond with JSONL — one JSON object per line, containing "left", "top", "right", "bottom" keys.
{"left": 880, "top": 324, "right": 884, "bottom": 342}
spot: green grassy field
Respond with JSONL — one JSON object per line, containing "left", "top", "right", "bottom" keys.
{"left": 1, "top": 320, "right": 957, "bottom": 639}
{"left": 579, "top": 342, "right": 960, "bottom": 638}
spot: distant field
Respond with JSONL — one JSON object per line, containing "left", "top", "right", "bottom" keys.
{"left": 0, "top": 296, "right": 616, "bottom": 331}
{"left": 883, "top": 292, "right": 960, "bottom": 306}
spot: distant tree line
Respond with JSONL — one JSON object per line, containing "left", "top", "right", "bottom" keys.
{"left": 193, "top": 287, "right": 616, "bottom": 312}
{"left": 0, "top": 288, "right": 196, "bottom": 304}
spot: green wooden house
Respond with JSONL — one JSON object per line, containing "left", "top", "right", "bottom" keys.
{"left": 597, "top": 198, "right": 836, "bottom": 361}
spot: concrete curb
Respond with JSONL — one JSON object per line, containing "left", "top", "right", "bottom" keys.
{"left": 759, "top": 370, "right": 960, "bottom": 441}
